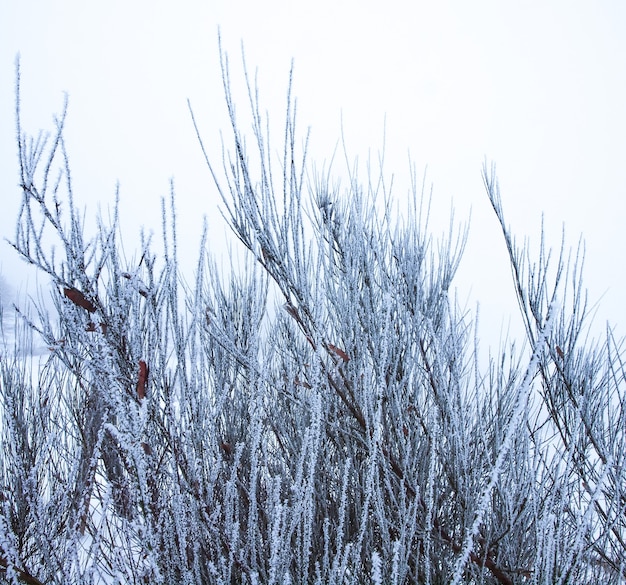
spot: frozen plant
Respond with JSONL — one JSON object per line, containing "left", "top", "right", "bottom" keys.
{"left": 1, "top": 46, "right": 625, "bottom": 585}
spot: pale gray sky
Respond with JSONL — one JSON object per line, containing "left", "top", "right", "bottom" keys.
{"left": 2, "top": 0, "right": 625, "bottom": 347}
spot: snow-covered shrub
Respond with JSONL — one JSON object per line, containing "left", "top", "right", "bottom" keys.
{"left": 1, "top": 51, "right": 625, "bottom": 585}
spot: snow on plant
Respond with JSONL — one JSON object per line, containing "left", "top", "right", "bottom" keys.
{"left": 450, "top": 299, "right": 560, "bottom": 585}
{"left": 1, "top": 46, "right": 625, "bottom": 585}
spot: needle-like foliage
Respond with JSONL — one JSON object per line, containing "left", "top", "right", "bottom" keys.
{"left": 1, "top": 49, "right": 625, "bottom": 585}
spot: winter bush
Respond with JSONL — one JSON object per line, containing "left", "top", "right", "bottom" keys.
{"left": 1, "top": 48, "right": 625, "bottom": 584}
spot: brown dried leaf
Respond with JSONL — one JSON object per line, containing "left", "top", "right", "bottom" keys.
{"left": 63, "top": 287, "right": 96, "bottom": 313}
{"left": 328, "top": 343, "right": 349, "bottom": 362}
{"left": 137, "top": 360, "right": 148, "bottom": 400}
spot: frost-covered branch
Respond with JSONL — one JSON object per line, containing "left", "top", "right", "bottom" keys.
{"left": 1, "top": 52, "right": 625, "bottom": 585}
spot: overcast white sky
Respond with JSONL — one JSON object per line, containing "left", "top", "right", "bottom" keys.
{"left": 1, "top": 1, "right": 625, "bottom": 349}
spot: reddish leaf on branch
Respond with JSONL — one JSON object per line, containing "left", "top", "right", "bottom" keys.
{"left": 328, "top": 343, "right": 350, "bottom": 362}
{"left": 64, "top": 287, "right": 96, "bottom": 313}
{"left": 137, "top": 360, "right": 148, "bottom": 400}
